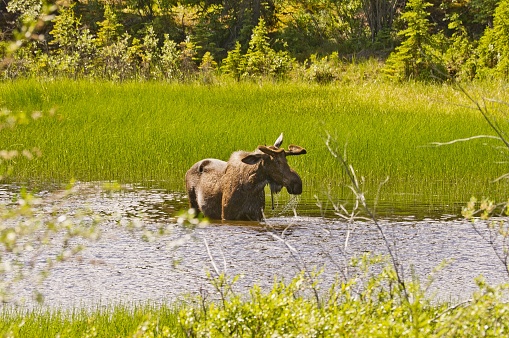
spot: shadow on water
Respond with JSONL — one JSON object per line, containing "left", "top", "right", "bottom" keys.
{"left": 1, "top": 182, "right": 507, "bottom": 309}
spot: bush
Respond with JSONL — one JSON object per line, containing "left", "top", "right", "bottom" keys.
{"left": 475, "top": 0, "right": 509, "bottom": 79}
{"left": 384, "top": 0, "right": 446, "bottom": 81}
{"left": 220, "top": 19, "right": 294, "bottom": 81}
{"left": 180, "top": 264, "right": 509, "bottom": 337}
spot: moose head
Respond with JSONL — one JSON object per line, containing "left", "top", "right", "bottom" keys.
{"left": 241, "top": 143, "right": 307, "bottom": 195}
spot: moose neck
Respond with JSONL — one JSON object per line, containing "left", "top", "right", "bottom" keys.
{"left": 245, "top": 162, "right": 271, "bottom": 194}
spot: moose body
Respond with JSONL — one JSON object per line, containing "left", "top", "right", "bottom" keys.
{"left": 185, "top": 134, "right": 306, "bottom": 221}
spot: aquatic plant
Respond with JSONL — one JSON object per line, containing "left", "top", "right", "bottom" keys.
{"left": 1, "top": 80, "right": 508, "bottom": 216}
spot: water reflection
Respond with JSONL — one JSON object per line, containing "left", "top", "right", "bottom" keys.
{"left": 0, "top": 182, "right": 506, "bottom": 309}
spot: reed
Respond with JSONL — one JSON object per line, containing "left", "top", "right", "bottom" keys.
{"left": 1, "top": 79, "right": 508, "bottom": 214}
{"left": 0, "top": 303, "right": 183, "bottom": 337}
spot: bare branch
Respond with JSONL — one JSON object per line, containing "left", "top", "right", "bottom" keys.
{"left": 204, "top": 238, "right": 221, "bottom": 277}
{"left": 324, "top": 131, "right": 410, "bottom": 302}
{"left": 428, "top": 135, "right": 501, "bottom": 147}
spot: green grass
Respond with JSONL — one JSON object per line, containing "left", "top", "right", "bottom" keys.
{"left": 0, "top": 303, "right": 183, "bottom": 337}
{"left": 1, "top": 79, "right": 508, "bottom": 215}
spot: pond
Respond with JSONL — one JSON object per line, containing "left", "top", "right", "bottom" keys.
{"left": 1, "top": 182, "right": 507, "bottom": 309}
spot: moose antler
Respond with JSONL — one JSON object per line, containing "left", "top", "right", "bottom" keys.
{"left": 274, "top": 133, "right": 283, "bottom": 149}
{"left": 286, "top": 145, "right": 307, "bottom": 156}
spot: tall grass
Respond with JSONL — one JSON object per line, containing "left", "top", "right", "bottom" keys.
{"left": 0, "top": 79, "right": 508, "bottom": 214}
{"left": 0, "top": 303, "right": 183, "bottom": 337}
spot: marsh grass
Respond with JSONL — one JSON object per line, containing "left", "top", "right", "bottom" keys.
{"left": 0, "top": 303, "right": 184, "bottom": 337}
{"left": 0, "top": 79, "right": 508, "bottom": 214}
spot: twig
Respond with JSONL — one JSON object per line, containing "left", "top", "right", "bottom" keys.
{"left": 204, "top": 238, "right": 221, "bottom": 277}
{"left": 428, "top": 135, "right": 501, "bottom": 146}
{"left": 454, "top": 83, "right": 509, "bottom": 150}
{"left": 324, "top": 132, "right": 410, "bottom": 302}
{"left": 269, "top": 232, "right": 322, "bottom": 308}
{"left": 431, "top": 299, "right": 472, "bottom": 323}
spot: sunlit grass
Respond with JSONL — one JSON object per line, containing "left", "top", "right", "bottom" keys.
{"left": 0, "top": 79, "right": 508, "bottom": 214}
{"left": 0, "top": 303, "right": 183, "bottom": 337}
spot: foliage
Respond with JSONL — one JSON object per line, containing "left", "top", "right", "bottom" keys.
{"left": 179, "top": 36, "right": 199, "bottom": 80}
{"left": 0, "top": 3, "right": 205, "bottom": 81}
{"left": 185, "top": 0, "right": 278, "bottom": 61}
{"left": 276, "top": 0, "right": 367, "bottom": 59}
{"left": 2, "top": 0, "right": 509, "bottom": 82}
{"left": 469, "top": 0, "right": 500, "bottom": 29}
{"left": 219, "top": 18, "right": 294, "bottom": 80}
{"left": 303, "top": 53, "right": 342, "bottom": 84}
{"left": 441, "top": 14, "right": 476, "bottom": 81}
{"left": 6, "top": 0, "right": 42, "bottom": 22}
{"left": 243, "top": 18, "right": 294, "bottom": 79}
{"left": 221, "top": 41, "right": 245, "bottom": 81}
{"left": 0, "top": 303, "right": 184, "bottom": 337}
{"left": 96, "top": 5, "right": 123, "bottom": 48}
{"left": 384, "top": 0, "right": 446, "bottom": 81}
{"left": 198, "top": 51, "right": 218, "bottom": 84}
{"left": 160, "top": 34, "right": 183, "bottom": 81}
{"left": 180, "top": 262, "right": 509, "bottom": 337}
{"left": 475, "top": 0, "right": 509, "bottom": 79}
{"left": 49, "top": 4, "right": 81, "bottom": 55}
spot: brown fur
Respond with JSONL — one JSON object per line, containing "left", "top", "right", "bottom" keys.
{"left": 185, "top": 137, "right": 306, "bottom": 221}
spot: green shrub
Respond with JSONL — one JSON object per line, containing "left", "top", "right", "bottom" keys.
{"left": 221, "top": 41, "right": 245, "bottom": 81}
{"left": 160, "top": 34, "right": 182, "bottom": 81}
{"left": 384, "top": 0, "right": 446, "bottom": 81}
{"left": 97, "top": 33, "right": 135, "bottom": 81}
{"left": 180, "top": 264, "right": 509, "bottom": 337}
{"left": 220, "top": 19, "right": 294, "bottom": 81}
{"left": 305, "top": 53, "right": 341, "bottom": 84}
{"left": 442, "top": 14, "right": 476, "bottom": 81}
{"left": 96, "top": 5, "right": 122, "bottom": 48}
{"left": 475, "top": 0, "right": 509, "bottom": 79}
{"left": 244, "top": 18, "right": 294, "bottom": 79}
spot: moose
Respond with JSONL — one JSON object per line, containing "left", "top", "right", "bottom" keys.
{"left": 185, "top": 134, "right": 307, "bottom": 221}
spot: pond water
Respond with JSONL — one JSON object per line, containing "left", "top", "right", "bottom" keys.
{"left": 0, "top": 182, "right": 507, "bottom": 309}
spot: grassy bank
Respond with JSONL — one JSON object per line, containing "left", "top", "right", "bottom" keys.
{"left": 0, "top": 303, "right": 183, "bottom": 337}
{"left": 1, "top": 79, "right": 508, "bottom": 214}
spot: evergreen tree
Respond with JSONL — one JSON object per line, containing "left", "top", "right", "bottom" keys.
{"left": 221, "top": 41, "right": 245, "bottom": 81}
{"left": 476, "top": 0, "right": 509, "bottom": 79}
{"left": 96, "top": 5, "right": 123, "bottom": 47}
{"left": 384, "top": 0, "right": 443, "bottom": 81}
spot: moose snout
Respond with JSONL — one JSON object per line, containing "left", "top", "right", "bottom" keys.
{"left": 285, "top": 173, "right": 303, "bottom": 195}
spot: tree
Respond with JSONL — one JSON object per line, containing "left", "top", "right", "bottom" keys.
{"left": 96, "top": 5, "right": 123, "bottom": 48}
{"left": 384, "top": 0, "right": 444, "bottom": 80}
{"left": 276, "top": 0, "right": 368, "bottom": 60}
{"left": 362, "top": 0, "right": 403, "bottom": 43}
{"left": 475, "top": 0, "right": 509, "bottom": 79}
{"left": 185, "top": 0, "right": 277, "bottom": 61}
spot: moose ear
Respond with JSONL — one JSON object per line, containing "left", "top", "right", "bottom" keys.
{"left": 286, "top": 145, "right": 307, "bottom": 156}
{"left": 241, "top": 153, "right": 264, "bottom": 165}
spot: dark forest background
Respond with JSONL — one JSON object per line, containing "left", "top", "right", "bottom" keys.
{"left": 1, "top": 0, "right": 508, "bottom": 82}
